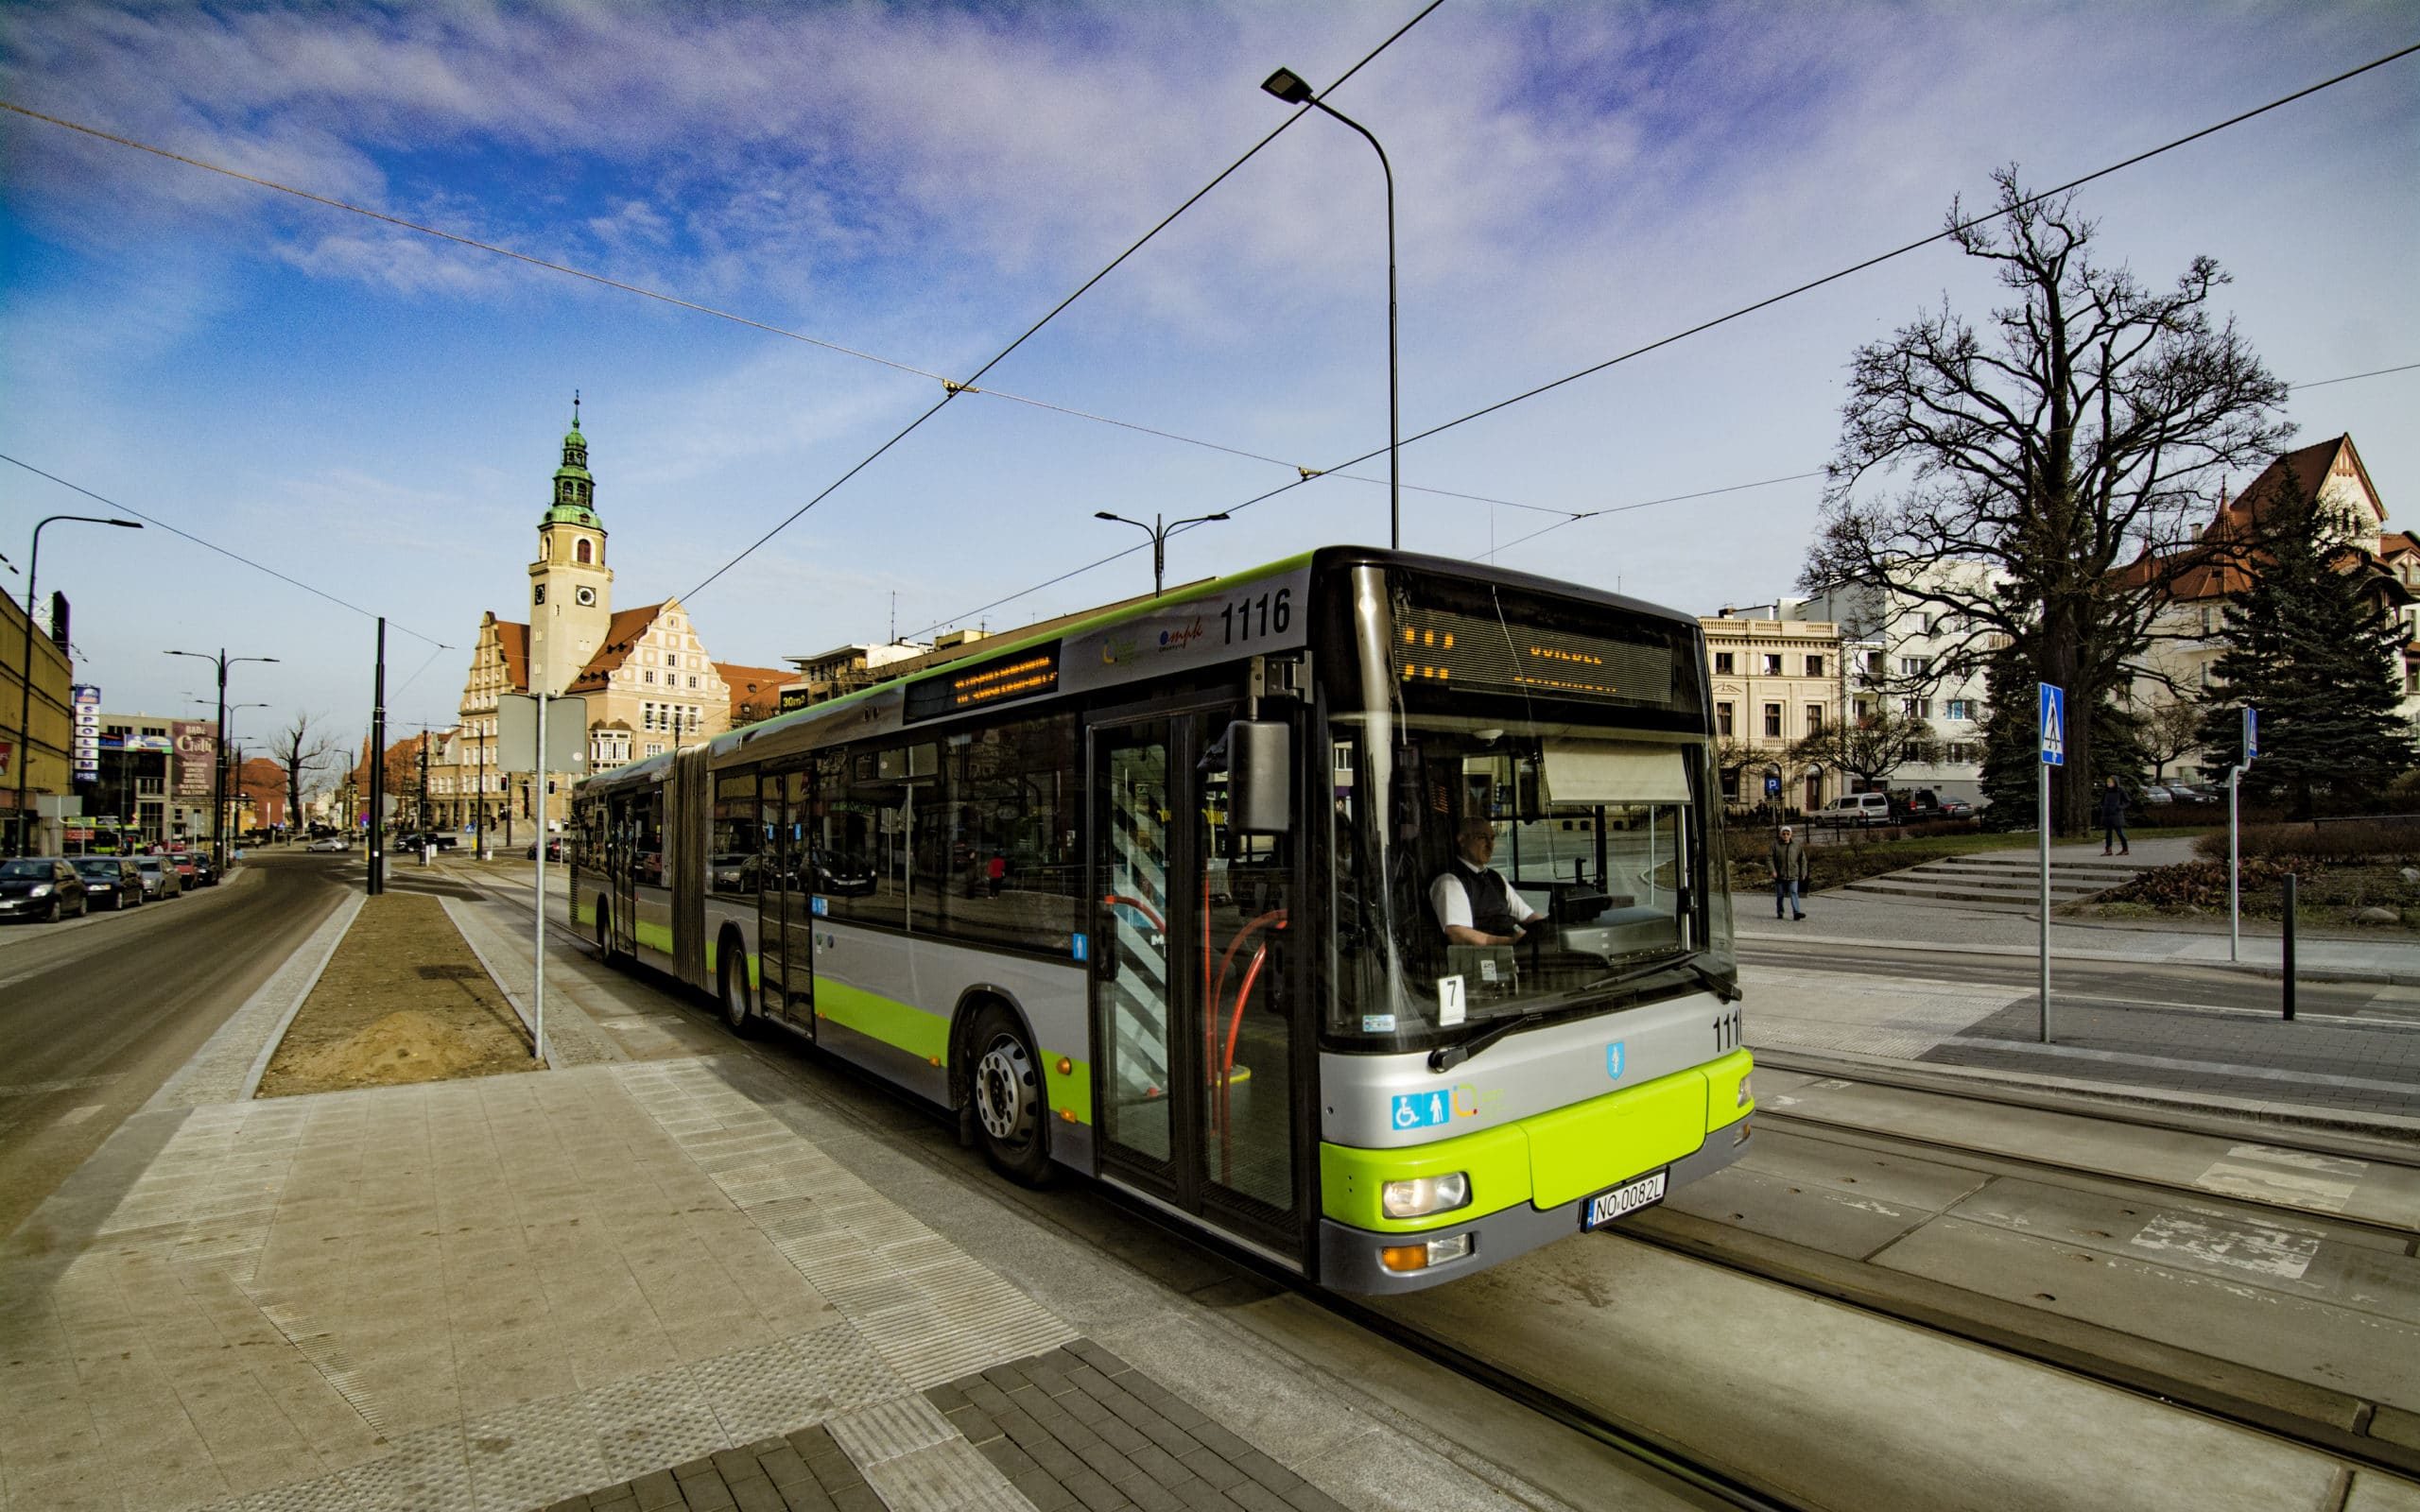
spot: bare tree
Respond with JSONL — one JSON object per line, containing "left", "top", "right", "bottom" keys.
{"left": 2135, "top": 696, "right": 2205, "bottom": 783}
{"left": 1805, "top": 169, "right": 2290, "bottom": 832}
{"left": 270, "top": 713, "right": 337, "bottom": 838}
{"left": 1789, "top": 710, "right": 1941, "bottom": 794}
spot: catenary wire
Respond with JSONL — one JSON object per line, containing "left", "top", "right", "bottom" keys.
{"left": 908, "top": 43, "right": 2419, "bottom": 634}
{"left": 674, "top": 0, "right": 1447, "bottom": 601}
{"left": 910, "top": 349, "right": 2419, "bottom": 638}
{"left": 0, "top": 453, "right": 454, "bottom": 649}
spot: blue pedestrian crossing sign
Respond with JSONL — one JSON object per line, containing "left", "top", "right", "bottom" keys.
{"left": 2039, "top": 683, "right": 2066, "bottom": 766}
{"left": 2243, "top": 706, "right": 2258, "bottom": 764}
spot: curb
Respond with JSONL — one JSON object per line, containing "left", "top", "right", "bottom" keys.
{"left": 441, "top": 894, "right": 547, "bottom": 1062}
{"left": 235, "top": 891, "right": 367, "bottom": 1101}
{"left": 1735, "top": 929, "right": 2420, "bottom": 987}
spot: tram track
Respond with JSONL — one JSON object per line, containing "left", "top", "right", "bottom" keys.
{"left": 1614, "top": 1086, "right": 2420, "bottom": 1484}
{"left": 452, "top": 866, "right": 2416, "bottom": 1502}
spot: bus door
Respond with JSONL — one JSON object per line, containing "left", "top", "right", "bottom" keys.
{"left": 607, "top": 791, "right": 639, "bottom": 958}
{"left": 757, "top": 767, "right": 814, "bottom": 1031}
{"left": 1090, "top": 709, "right": 1301, "bottom": 1261}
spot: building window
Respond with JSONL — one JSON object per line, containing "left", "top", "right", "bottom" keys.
{"left": 1763, "top": 703, "right": 1783, "bottom": 737}
{"left": 1714, "top": 652, "right": 1735, "bottom": 675}
{"left": 576, "top": 539, "right": 594, "bottom": 564}
{"left": 688, "top": 675, "right": 700, "bottom": 689}
{"left": 646, "top": 742, "right": 663, "bottom": 757}
{"left": 1899, "top": 656, "right": 1932, "bottom": 677}
{"left": 645, "top": 670, "right": 655, "bottom": 684}
{"left": 1945, "top": 698, "right": 1975, "bottom": 720}
{"left": 1806, "top": 655, "right": 1825, "bottom": 677}
{"left": 1806, "top": 705, "right": 1824, "bottom": 735}
{"left": 1762, "top": 654, "right": 1782, "bottom": 676}
{"left": 1901, "top": 697, "right": 1934, "bottom": 720}
{"left": 1717, "top": 702, "right": 1735, "bottom": 737}
{"left": 1863, "top": 651, "right": 1885, "bottom": 679}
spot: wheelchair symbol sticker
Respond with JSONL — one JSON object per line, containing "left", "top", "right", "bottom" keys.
{"left": 1391, "top": 1092, "right": 1451, "bottom": 1131}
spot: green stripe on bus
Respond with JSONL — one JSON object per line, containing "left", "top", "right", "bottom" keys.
{"left": 814, "top": 978, "right": 951, "bottom": 1064}
{"left": 1045, "top": 1052, "right": 1092, "bottom": 1126}
{"left": 700, "top": 936, "right": 762, "bottom": 989}
{"left": 1321, "top": 1124, "right": 1532, "bottom": 1234}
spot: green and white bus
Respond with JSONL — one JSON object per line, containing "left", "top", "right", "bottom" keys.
{"left": 572, "top": 546, "right": 1753, "bottom": 1292}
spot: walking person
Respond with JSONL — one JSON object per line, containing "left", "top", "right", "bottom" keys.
{"left": 1770, "top": 823, "right": 1809, "bottom": 921}
{"left": 2100, "top": 776, "right": 2130, "bottom": 856}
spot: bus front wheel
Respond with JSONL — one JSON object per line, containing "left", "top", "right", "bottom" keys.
{"left": 969, "top": 1004, "right": 1050, "bottom": 1186}
{"left": 596, "top": 897, "right": 616, "bottom": 961}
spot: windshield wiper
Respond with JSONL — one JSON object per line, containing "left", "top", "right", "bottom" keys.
{"left": 1425, "top": 950, "right": 1737, "bottom": 1074}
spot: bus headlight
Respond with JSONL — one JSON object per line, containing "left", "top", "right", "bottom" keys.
{"left": 1381, "top": 1172, "right": 1470, "bottom": 1219}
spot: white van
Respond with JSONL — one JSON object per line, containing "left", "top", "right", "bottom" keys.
{"left": 1809, "top": 792, "right": 1893, "bottom": 828}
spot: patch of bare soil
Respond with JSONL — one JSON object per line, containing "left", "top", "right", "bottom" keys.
{"left": 257, "top": 892, "right": 538, "bottom": 1096}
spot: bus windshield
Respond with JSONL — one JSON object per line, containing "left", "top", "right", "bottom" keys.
{"left": 1320, "top": 540, "right": 1740, "bottom": 1048}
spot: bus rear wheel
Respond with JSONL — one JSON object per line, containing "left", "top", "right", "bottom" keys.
{"left": 596, "top": 897, "right": 616, "bottom": 961}
{"left": 717, "top": 936, "right": 752, "bottom": 1037}
{"left": 969, "top": 1004, "right": 1051, "bottom": 1186}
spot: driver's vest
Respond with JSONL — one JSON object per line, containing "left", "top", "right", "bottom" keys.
{"left": 1450, "top": 864, "right": 1524, "bottom": 937}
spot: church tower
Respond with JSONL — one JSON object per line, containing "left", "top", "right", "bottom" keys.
{"left": 527, "top": 394, "right": 614, "bottom": 696}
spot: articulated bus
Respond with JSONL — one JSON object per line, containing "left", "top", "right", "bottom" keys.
{"left": 572, "top": 547, "right": 1753, "bottom": 1292}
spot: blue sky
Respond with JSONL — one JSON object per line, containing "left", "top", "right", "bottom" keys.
{"left": 3, "top": 1, "right": 2414, "bottom": 770}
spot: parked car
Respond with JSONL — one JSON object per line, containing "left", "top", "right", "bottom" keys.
{"left": 0, "top": 858, "right": 89, "bottom": 922}
{"left": 307, "top": 836, "right": 350, "bottom": 852}
{"left": 1809, "top": 792, "right": 1894, "bottom": 828}
{"left": 1938, "top": 798, "right": 1975, "bottom": 818}
{"left": 527, "top": 838, "right": 567, "bottom": 862}
{"left": 808, "top": 848, "right": 877, "bottom": 896}
{"left": 708, "top": 850, "right": 756, "bottom": 890}
{"left": 71, "top": 856, "right": 144, "bottom": 910}
{"left": 133, "top": 855, "right": 182, "bottom": 900}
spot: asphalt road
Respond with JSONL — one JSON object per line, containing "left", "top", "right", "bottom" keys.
{"left": 0, "top": 850, "right": 351, "bottom": 1238}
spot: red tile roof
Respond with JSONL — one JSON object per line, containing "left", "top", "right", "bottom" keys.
{"left": 496, "top": 620, "right": 529, "bottom": 693}
{"left": 715, "top": 662, "right": 791, "bottom": 727}
{"left": 565, "top": 604, "right": 666, "bottom": 694}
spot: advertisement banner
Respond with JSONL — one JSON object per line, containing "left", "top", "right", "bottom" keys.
{"left": 71, "top": 685, "right": 102, "bottom": 780}
{"left": 172, "top": 722, "right": 216, "bottom": 799}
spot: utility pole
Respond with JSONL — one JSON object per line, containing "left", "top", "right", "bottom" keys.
{"left": 417, "top": 733, "right": 430, "bottom": 839}
{"left": 368, "top": 617, "right": 386, "bottom": 896}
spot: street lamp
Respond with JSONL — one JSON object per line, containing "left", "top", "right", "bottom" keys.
{"left": 1261, "top": 65, "right": 1400, "bottom": 551}
{"left": 166, "top": 649, "right": 277, "bottom": 872}
{"left": 199, "top": 699, "right": 267, "bottom": 852}
{"left": 15, "top": 515, "right": 143, "bottom": 855}
{"left": 1094, "top": 511, "right": 1230, "bottom": 597}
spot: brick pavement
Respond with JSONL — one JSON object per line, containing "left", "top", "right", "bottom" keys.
{"left": 3, "top": 884, "right": 1551, "bottom": 1512}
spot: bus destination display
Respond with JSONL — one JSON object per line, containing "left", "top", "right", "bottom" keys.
{"left": 1395, "top": 605, "right": 1673, "bottom": 706}
{"left": 904, "top": 645, "right": 1062, "bottom": 723}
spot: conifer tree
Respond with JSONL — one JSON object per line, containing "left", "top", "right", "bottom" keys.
{"left": 2196, "top": 465, "right": 2413, "bottom": 816}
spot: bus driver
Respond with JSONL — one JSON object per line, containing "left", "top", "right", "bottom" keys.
{"left": 1430, "top": 817, "right": 1542, "bottom": 947}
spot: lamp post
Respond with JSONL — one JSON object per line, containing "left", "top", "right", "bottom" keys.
{"left": 1260, "top": 65, "right": 1399, "bottom": 551}
{"left": 199, "top": 699, "right": 267, "bottom": 857}
{"left": 165, "top": 649, "right": 277, "bottom": 873}
{"left": 1094, "top": 511, "right": 1231, "bottom": 597}
{"left": 15, "top": 515, "right": 143, "bottom": 855}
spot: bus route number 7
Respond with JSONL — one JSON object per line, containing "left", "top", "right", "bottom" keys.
{"left": 1221, "top": 588, "right": 1291, "bottom": 646}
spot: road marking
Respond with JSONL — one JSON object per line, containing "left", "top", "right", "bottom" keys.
{"left": 2129, "top": 1211, "right": 2322, "bottom": 1281}
{"left": 1960, "top": 1038, "right": 2420, "bottom": 1099}
{"left": 2192, "top": 1144, "right": 2364, "bottom": 1213}
{"left": 58, "top": 1105, "right": 104, "bottom": 1125}
{"left": 0, "top": 1076, "right": 117, "bottom": 1097}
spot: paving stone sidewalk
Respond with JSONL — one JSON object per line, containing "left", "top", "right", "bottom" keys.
{"left": 4, "top": 887, "right": 1551, "bottom": 1512}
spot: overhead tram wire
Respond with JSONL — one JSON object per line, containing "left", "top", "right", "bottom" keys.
{"left": 908, "top": 41, "right": 2420, "bottom": 636}
{"left": 0, "top": 454, "right": 453, "bottom": 649}
{"left": 911, "top": 347, "right": 2420, "bottom": 638}
{"left": 674, "top": 0, "right": 1448, "bottom": 603}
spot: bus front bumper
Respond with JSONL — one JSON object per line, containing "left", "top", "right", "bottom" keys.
{"left": 1315, "top": 1116, "right": 1754, "bottom": 1295}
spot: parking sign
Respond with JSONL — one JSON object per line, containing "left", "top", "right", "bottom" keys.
{"left": 2039, "top": 683, "right": 2066, "bottom": 766}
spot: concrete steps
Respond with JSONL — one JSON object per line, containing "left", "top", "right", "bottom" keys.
{"left": 1840, "top": 850, "right": 2160, "bottom": 911}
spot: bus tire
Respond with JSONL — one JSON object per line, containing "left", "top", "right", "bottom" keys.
{"left": 717, "top": 932, "right": 753, "bottom": 1037}
{"left": 596, "top": 896, "right": 616, "bottom": 961}
{"left": 968, "top": 1003, "right": 1051, "bottom": 1186}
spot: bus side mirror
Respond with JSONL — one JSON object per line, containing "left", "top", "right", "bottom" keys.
{"left": 1226, "top": 720, "right": 1291, "bottom": 833}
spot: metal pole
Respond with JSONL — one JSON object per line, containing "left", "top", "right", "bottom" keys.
{"left": 1152, "top": 514, "right": 1166, "bottom": 598}
{"left": 475, "top": 725, "right": 485, "bottom": 861}
{"left": 211, "top": 651, "right": 228, "bottom": 875}
{"left": 368, "top": 617, "right": 386, "bottom": 896}
{"left": 2227, "top": 765, "right": 2241, "bottom": 962}
{"left": 1295, "top": 96, "right": 1399, "bottom": 549}
{"left": 2282, "top": 870, "right": 2297, "bottom": 1021}
{"left": 534, "top": 689, "right": 547, "bottom": 1062}
{"left": 2038, "top": 753, "right": 2050, "bottom": 1043}
{"left": 13, "top": 531, "right": 40, "bottom": 857}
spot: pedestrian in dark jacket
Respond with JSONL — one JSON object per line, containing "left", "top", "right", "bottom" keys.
{"left": 2099, "top": 776, "right": 2129, "bottom": 856}
{"left": 1770, "top": 825, "right": 1809, "bottom": 920}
